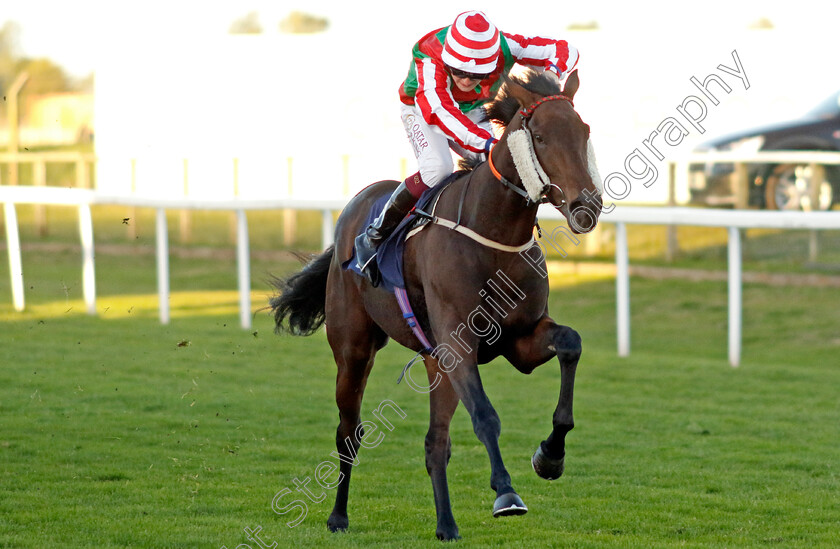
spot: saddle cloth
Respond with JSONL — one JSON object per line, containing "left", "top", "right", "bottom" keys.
{"left": 343, "top": 175, "right": 456, "bottom": 291}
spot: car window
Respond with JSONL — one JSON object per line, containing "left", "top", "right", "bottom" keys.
{"left": 805, "top": 91, "right": 840, "bottom": 119}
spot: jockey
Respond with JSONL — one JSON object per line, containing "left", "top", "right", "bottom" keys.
{"left": 356, "top": 10, "right": 580, "bottom": 284}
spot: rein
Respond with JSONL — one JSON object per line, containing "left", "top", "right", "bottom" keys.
{"left": 488, "top": 146, "right": 532, "bottom": 203}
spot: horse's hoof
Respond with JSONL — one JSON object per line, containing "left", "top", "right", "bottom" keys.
{"left": 532, "top": 444, "right": 565, "bottom": 480}
{"left": 492, "top": 492, "right": 528, "bottom": 517}
{"left": 435, "top": 527, "right": 461, "bottom": 541}
{"left": 327, "top": 513, "right": 348, "bottom": 533}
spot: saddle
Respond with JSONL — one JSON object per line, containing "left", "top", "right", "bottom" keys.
{"left": 344, "top": 174, "right": 456, "bottom": 292}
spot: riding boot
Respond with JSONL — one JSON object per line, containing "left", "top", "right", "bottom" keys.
{"left": 355, "top": 179, "right": 420, "bottom": 286}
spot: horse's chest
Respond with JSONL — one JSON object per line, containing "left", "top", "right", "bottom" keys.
{"left": 455, "top": 270, "right": 547, "bottom": 326}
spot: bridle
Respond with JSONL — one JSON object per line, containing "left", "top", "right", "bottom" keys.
{"left": 488, "top": 94, "right": 575, "bottom": 207}
{"left": 405, "top": 93, "right": 586, "bottom": 254}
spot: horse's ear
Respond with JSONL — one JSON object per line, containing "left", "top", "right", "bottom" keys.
{"left": 563, "top": 70, "right": 580, "bottom": 101}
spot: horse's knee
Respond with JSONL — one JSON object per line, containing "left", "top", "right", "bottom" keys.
{"left": 507, "top": 318, "right": 569, "bottom": 373}
{"left": 470, "top": 405, "right": 502, "bottom": 442}
{"left": 553, "top": 326, "right": 582, "bottom": 363}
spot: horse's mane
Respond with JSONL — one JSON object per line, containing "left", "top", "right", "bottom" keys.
{"left": 457, "top": 69, "right": 562, "bottom": 172}
{"left": 486, "top": 69, "right": 563, "bottom": 128}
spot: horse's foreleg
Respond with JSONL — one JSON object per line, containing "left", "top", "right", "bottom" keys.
{"left": 446, "top": 363, "right": 528, "bottom": 517}
{"left": 534, "top": 324, "right": 580, "bottom": 479}
{"left": 507, "top": 319, "right": 581, "bottom": 481}
{"left": 423, "top": 358, "right": 461, "bottom": 541}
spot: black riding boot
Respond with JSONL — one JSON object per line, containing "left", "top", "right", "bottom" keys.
{"left": 355, "top": 180, "right": 419, "bottom": 286}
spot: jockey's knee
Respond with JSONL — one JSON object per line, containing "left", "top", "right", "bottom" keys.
{"left": 419, "top": 157, "right": 454, "bottom": 188}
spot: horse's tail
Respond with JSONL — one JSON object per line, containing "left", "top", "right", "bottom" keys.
{"left": 269, "top": 246, "right": 334, "bottom": 336}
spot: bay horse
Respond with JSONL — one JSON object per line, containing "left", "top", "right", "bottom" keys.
{"left": 270, "top": 69, "right": 602, "bottom": 541}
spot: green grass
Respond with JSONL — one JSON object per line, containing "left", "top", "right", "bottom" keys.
{"left": 1, "top": 244, "right": 838, "bottom": 548}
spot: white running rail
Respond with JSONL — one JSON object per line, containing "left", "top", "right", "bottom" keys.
{"left": 3, "top": 185, "right": 839, "bottom": 367}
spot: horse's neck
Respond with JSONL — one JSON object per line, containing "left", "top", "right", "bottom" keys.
{"left": 447, "top": 162, "right": 539, "bottom": 246}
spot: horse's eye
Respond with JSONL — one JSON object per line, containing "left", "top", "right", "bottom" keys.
{"left": 534, "top": 134, "right": 544, "bottom": 144}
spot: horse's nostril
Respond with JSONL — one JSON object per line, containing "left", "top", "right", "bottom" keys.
{"left": 569, "top": 202, "right": 599, "bottom": 234}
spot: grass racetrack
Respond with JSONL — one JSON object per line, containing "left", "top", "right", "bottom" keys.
{"left": 1, "top": 232, "right": 839, "bottom": 547}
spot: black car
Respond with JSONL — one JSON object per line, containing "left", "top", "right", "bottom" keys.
{"left": 689, "top": 90, "right": 840, "bottom": 210}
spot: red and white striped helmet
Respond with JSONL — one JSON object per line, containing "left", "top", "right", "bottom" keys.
{"left": 441, "top": 11, "right": 500, "bottom": 75}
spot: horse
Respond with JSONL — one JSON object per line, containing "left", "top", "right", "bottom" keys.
{"left": 270, "top": 68, "right": 602, "bottom": 541}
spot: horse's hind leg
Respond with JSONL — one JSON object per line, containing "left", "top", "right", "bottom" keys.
{"left": 326, "top": 343, "right": 377, "bottom": 533}
{"left": 423, "top": 358, "right": 461, "bottom": 541}
{"left": 324, "top": 272, "right": 385, "bottom": 532}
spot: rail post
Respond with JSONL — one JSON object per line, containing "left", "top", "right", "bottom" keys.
{"left": 79, "top": 203, "right": 97, "bottom": 315}
{"left": 236, "top": 209, "right": 251, "bottom": 329}
{"left": 616, "top": 221, "right": 630, "bottom": 357}
{"left": 3, "top": 202, "right": 25, "bottom": 311}
{"left": 155, "top": 209, "right": 170, "bottom": 324}
{"left": 727, "top": 226, "right": 742, "bottom": 367}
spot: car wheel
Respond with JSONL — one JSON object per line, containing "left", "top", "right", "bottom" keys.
{"left": 764, "top": 163, "right": 834, "bottom": 211}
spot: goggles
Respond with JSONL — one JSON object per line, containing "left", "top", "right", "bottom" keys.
{"left": 447, "top": 66, "right": 489, "bottom": 81}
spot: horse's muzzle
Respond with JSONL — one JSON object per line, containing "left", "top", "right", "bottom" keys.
{"left": 566, "top": 195, "right": 601, "bottom": 234}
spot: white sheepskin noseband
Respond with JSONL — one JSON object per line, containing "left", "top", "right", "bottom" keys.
{"left": 587, "top": 139, "right": 604, "bottom": 195}
{"left": 508, "top": 130, "right": 604, "bottom": 201}
{"left": 507, "top": 129, "right": 549, "bottom": 202}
